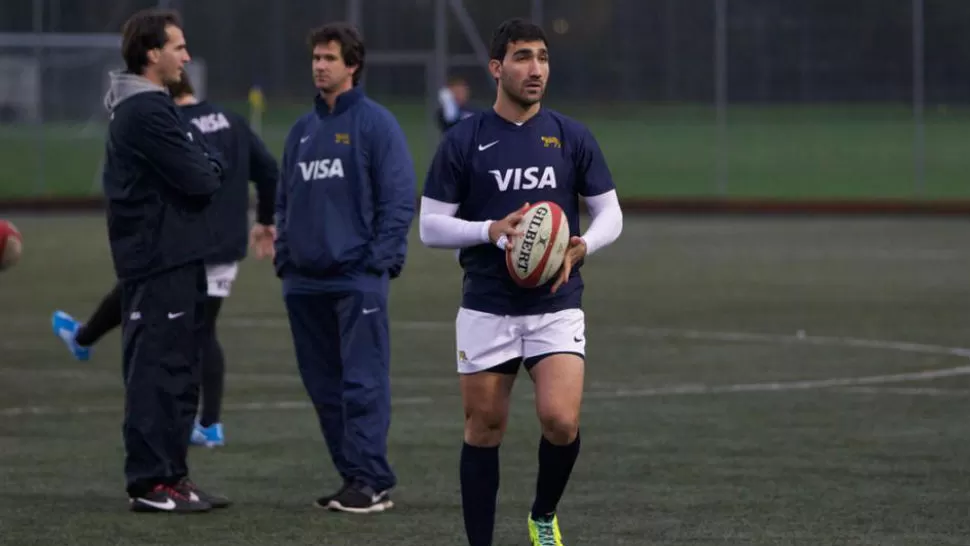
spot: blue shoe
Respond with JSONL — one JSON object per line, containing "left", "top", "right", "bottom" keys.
{"left": 190, "top": 422, "right": 224, "bottom": 447}
{"left": 51, "top": 311, "right": 90, "bottom": 361}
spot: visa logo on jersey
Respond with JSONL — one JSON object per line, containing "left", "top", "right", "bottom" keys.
{"left": 190, "top": 113, "right": 231, "bottom": 134}
{"left": 489, "top": 166, "right": 557, "bottom": 191}
{"left": 298, "top": 158, "right": 345, "bottom": 181}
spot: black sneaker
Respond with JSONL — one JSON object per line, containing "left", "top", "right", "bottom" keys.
{"left": 129, "top": 483, "right": 211, "bottom": 513}
{"left": 327, "top": 481, "right": 393, "bottom": 514}
{"left": 313, "top": 480, "right": 351, "bottom": 509}
{"left": 175, "top": 478, "right": 231, "bottom": 509}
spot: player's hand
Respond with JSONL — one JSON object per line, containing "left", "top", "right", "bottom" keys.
{"left": 249, "top": 223, "right": 276, "bottom": 259}
{"left": 488, "top": 202, "right": 530, "bottom": 249}
{"left": 551, "top": 236, "right": 587, "bottom": 294}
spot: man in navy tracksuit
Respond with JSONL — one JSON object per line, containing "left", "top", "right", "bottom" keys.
{"left": 274, "top": 22, "right": 416, "bottom": 513}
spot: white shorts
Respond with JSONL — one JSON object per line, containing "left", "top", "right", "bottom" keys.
{"left": 205, "top": 262, "right": 239, "bottom": 298}
{"left": 455, "top": 307, "right": 586, "bottom": 374}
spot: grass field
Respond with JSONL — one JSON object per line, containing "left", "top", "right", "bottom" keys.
{"left": 3, "top": 103, "right": 970, "bottom": 200}
{"left": 3, "top": 214, "right": 970, "bottom": 544}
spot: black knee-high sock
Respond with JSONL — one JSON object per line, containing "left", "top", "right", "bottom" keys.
{"left": 461, "top": 442, "right": 500, "bottom": 546}
{"left": 75, "top": 283, "right": 123, "bottom": 347}
{"left": 199, "top": 296, "right": 225, "bottom": 427}
{"left": 531, "top": 431, "right": 581, "bottom": 519}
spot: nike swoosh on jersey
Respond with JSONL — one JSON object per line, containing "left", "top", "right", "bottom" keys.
{"left": 478, "top": 141, "right": 499, "bottom": 151}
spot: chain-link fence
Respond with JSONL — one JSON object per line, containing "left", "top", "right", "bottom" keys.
{"left": 1, "top": 0, "right": 968, "bottom": 199}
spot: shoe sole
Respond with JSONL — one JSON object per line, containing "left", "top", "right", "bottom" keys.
{"left": 327, "top": 499, "right": 394, "bottom": 514}
{"left": 189, "top": 436, "right": 224, "bottom": 448}
{"left": 130, "top": 507, "right": 212, "bottom": 514}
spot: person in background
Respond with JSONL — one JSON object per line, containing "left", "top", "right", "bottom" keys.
{"left": 436, "top": 75, "right": 480, "bottom": 133}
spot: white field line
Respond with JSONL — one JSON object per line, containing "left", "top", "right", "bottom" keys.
{"left": 0, "top": 395, "right": 433, "bottom": 417}
{"left": 224, "top": 318, "right": 970, "bottom": 360}
{"left": 5, "top": 322, "right": 970, "bottom": 417}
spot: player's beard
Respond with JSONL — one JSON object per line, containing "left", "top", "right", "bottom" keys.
{"left": 501, "top": 75, "right": 543, "bottom": 109}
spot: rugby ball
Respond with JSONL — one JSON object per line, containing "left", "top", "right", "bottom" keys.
{"left": 0, "top": 220, "right": 22, "bottom": 272}
{"left": 505, "top": 201, "right": 570, "bottom": 288}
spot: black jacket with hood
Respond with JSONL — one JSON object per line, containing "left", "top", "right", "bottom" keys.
{"left": 101, "top": 71, "right": 225, "bottom": 281}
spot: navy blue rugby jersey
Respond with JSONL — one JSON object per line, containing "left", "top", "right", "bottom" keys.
{"left": 423, "top": 108, "right": 615, "bottom": 316}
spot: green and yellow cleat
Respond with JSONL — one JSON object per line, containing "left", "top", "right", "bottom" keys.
{"left": 528, "top": 513, "right": 564, "bottom": 545}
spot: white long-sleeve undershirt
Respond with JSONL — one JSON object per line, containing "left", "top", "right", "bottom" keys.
{"left": 418, "top": 189, "right": 623, "bottom": 255}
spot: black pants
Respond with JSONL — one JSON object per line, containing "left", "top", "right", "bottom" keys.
{"left": 197, "top": 295, "right": 225, "bottom": 427}
{"left": 79, "top": 280, "right": 226, "bottom": 427}
{"left": 120, "top": 261, "right": 206, "bottom": 497}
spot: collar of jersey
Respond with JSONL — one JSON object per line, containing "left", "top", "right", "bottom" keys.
{"left": 487, "top": 106, "right": 545, "bottom": 128}
{"left": 314, "top": 87, "right": 363, "bottom": 118}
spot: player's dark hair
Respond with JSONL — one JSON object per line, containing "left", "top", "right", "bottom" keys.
{"left": 121, "top": 8, "right": 182, "bottom": 75}
{"left": 166, "top": 69, "right": 194, "bottom": 98}
{"left": 489, "top": 18, "right": 547, "bottom": 61}
{"left": 307, "top": 22, "right": 366, "bottom": 86}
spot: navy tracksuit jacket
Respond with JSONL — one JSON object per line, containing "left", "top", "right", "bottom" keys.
{"left": 274, "top": 87, "right": 416, "bottom": 492}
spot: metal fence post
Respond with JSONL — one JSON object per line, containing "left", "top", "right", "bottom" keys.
{"left": 32, "top": 0, "right": 45, "bottom": 195}
{"left": 715, "top": 0, "right": 728, "bottom": 196}
{"left": 912, "top": 0, "right": 926, "bottom": 196}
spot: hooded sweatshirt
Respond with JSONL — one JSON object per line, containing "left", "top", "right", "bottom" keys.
{"left": 101, "top": 70, "right": 225, "bottom": 281}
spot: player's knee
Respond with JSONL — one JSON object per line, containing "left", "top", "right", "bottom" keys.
{"left": 463, "top": 408, "right": 507, "bottom": 446}
{"left": 538, "top": 410, "right": 579, "bottom": 445}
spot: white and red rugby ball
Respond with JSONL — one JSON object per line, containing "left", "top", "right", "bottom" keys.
{"left": 0, "top": 219, "right": 22, "bottom": 272}
{"left": 505, "top": 201, "right": 570, "bottom": 288}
